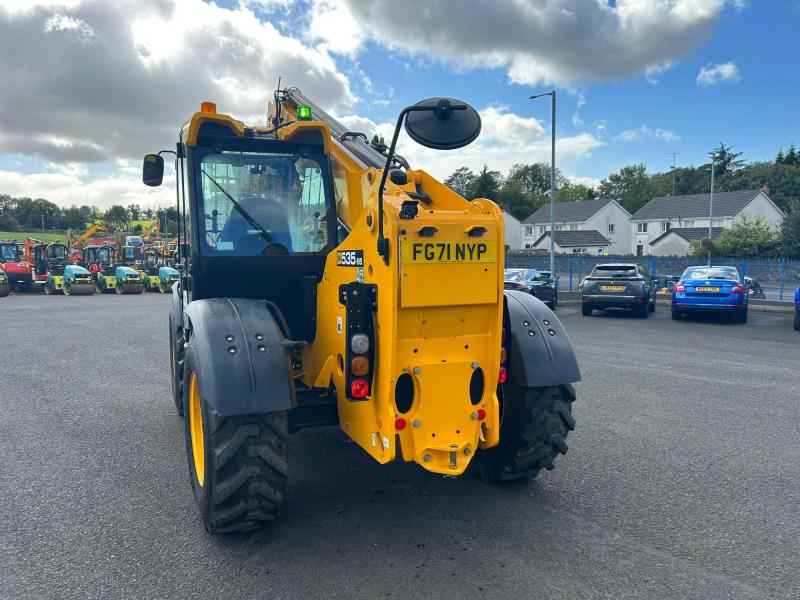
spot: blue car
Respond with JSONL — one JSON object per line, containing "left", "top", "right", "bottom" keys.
{"left": 671, "top": 265, "right": 748, "bottom": 323}
{"left": 794, "top": 285, "right": 799, "bottom": 331}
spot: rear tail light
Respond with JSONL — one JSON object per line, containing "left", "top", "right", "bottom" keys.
{"left": 674, "top": 283, "right": 685, "bottom": 293}
{"left": 350, "top": 379, "right": 369, "bottom": 398}
{"left": 731, "top": 283, "right": 745, "bottom": 295}
{"left": 350, "top": 356, "right": 369, "bottom": 376}
{"left": 350, "top": 333, "right": 370, "bottom": 354}
{"left": 498, "top": 367, "right": 508, "bottom": 384}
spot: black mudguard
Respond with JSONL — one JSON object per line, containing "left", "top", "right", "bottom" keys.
{"left": 185, "top": 298, "right": 296, "bottom": 416}
{"left": 505, "top": 290, "right": 581, "bottom": 387}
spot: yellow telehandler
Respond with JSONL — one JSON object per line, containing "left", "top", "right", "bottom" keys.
{"left": 143, "top": 88, "right": 580, "bottom": 534}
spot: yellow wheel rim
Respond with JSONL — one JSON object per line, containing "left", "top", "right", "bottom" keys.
{"left": 189, "top": 372, "right": 205, "bottom": 487}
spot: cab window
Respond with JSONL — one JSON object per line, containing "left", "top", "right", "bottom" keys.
{"left": 197, "top": 150, "right": 331, "bottom": 256}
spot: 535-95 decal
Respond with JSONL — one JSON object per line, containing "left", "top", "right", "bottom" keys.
{"left": 337, "top": 250, "right": 364, "bottom": 267}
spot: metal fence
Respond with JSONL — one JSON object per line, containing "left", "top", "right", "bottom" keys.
{"left": 506, "top": 253, "right": 800, "bottom": 301}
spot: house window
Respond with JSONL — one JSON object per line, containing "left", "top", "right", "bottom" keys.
{"left": 571, "top": 247, "right": 587, "bottom": 254}
{"left": 608, "top": 223, "right": 615, "bottom": 234}
{"left": 661, "top": 221, "right": 669, "bottom": 233}
{"left": 556, "top": 224, "right": 564, "bottom": 231}
{"left": 636, "top": 244, "right": 644, "bottom": 256}
{"left": 569, "top": 224, "right": 578, "bottom": 231}
{"left": 637, "top": 222, "right": 648, "bottom": 233}
{"left": 538, "top": 226, "right": 545, "bottom": 236}
{"left": 524, "top": 226, "right": 532, "bottom": 236}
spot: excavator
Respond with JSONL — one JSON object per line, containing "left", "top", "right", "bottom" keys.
{"left": 0, "top": 241, "right": 31, "bottom": 291}
{"left": 67, "top": 223, "right": 109, "bottom": 254}
{"left": 143, "top": 88, "right": 580, "bottom": 534}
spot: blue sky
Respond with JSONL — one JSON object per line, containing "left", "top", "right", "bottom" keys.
{"left": 0, "top": 0, "right": 797, "bottom": 208}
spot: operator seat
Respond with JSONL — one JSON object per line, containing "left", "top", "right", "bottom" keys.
{"left": 218, "top": 196, "right": 293, "bottom": 255}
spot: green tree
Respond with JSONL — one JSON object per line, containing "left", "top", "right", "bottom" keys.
{"left": 443, "top": 167, "right": 476, "bottom": 198}
{"left": 712, "top": 142, "right": 745, "bottom": 175}
{"left": 784, "top": 143, "right": 798, "bottom": 166}
{"left": 469, "top": 165, "right": 503, "bottom": 200}
{"left": 61, "top": 206, "right": 85, "bottom": 230}
{"left": 104, "top": 205, "right": 129, "bottom": 231}
{"left": 497, "top": 179, "right": 538, "bottom": 220}
{"left": 127, "top": 203, "right": 141, "bottom": 222}
{"left": 779, "top": 204, "right": 800, "bottom": 257}
{"left": 714, "top": 216, "right": 779, "bottom": 258}
{"left": 556, "top": 182, "right": 592, "bottom": 203}
{"left": 597, "top": 164, "right": 654, "bottom": 214}
{"left": 0, "top": 214, "right": 19, "bottom": 231}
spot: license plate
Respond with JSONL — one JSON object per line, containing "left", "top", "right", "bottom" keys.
{"left": 696, "top": 286, "right": 720, "bottom": 292}
{"left": 600, "top": 285, "right": 625, "bottom": 292}
{"left": 401, "top": 240, "right": 496, "bottom": 263}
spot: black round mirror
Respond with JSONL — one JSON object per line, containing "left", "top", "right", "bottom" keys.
{"left": 404, "top": 97, "right": 481, "bottom": 150}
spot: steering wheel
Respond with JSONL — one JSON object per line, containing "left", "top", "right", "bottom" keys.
{"left": 260, "top": 243, "right": 290, "bottom": 256}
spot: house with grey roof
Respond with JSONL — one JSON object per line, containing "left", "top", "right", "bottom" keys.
{"left": 630, "top": 187, "right": 783, "bottom": 256}
{"left": 521, "top": 198, "right": 631, "bottom": 254}
{"left": 648, "top": 227, "right": 724, "bottom": 256}
{"left": 502, "top": 210, "right": 524, "bottom": 250}
{"left": 531, "top": 230, "right": 610, "bottom": 255}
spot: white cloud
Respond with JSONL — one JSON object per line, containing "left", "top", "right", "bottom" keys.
{"left": 0, "top": 0, "right": 354, "bottom": 165}
{"left": 307, "top": 0, "right": 363, "bottom": 55}
{"left": 615, "top": 126, "right": 680, "bottom": 143}
{"left": 567, "top": 175, "right": 601, "bottom": 189}
{"left": 0, "top": 167, "right": 175, "bottom": 210}
{"left": 337, "top": 106, "right": 603, "bottom": 182}
{"left": 309, "top": 0, "right": 726, "bottom": 85}
{"left": 572, "top": 90, "right": 586, "bottom": 127}
{"left": 43, "top": 13, "right": 103, "bottom": 44}
{"left": 696, "top": 61, "right": 742, "bottom": 86}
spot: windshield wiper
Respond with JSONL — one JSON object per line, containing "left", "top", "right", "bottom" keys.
{"left": 201, "top": 170, "right": 273, "bottom": 243}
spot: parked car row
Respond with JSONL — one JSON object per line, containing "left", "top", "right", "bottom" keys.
{"left": 503, "top": 268, "right": 558, "bottom": 308}
{"left": 571, "top": 262, "right": 800, "bottom": 330}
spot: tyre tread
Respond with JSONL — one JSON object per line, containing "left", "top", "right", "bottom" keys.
{"left": 477, "top": 384, "right": 575, "bottom": 483}
{"left": 202, "top": 411, "right": 288, "bottom": 534}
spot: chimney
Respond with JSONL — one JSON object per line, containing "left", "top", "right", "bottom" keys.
{"left": 761, "top": 184, "right": 770, "bottom": 196}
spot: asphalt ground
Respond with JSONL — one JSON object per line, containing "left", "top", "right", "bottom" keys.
{"left": 1, "top": 293, "right": 798, "bottom": 599}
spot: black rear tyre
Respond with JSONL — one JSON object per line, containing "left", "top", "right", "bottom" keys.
{"left": 477, "top": 384, "right": 575, "bottom": 483}
{"left": 581, "top": 304, "right": 592, "bottom": 317}
{"left": 794, "top": 311, "right": 800, "bottom": 331}
{"left": 183, "top": 343, "right": 288, "bottom": 534}
{"left": 671, "top": 307, "right": 681, "bottom": 320}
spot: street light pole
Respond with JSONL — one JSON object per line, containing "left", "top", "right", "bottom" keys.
{"left": 529, "top": 90, "right": 557, "bottom": 277}
{"left": 708, "top": 152, "right": 716, "bottom": 267}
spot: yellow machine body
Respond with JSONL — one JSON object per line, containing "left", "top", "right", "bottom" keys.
{"left": 179, "top": 100, "right": 506, "bottom": 476}
{"left": 273, "top": 104, "right": 505, "bottom": 475}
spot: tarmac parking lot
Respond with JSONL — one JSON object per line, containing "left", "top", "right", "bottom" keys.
{"left": 1, "top": 294, "right": 798, "bottom": 599}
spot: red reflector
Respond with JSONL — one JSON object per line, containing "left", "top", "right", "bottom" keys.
{"left": 675, "top": 283, "right": 685, "bottom": 293}
{"left": 498, "top": 367, "right": 508, "bottom": 384}
{"left": 476, "top": 408, "right": 486, "bottom": 421}
{"left": 394, "top": 417, "right": 407, "bottom": 431}
{"left": 350, "top": 379, "right": 369, "bottom": 398}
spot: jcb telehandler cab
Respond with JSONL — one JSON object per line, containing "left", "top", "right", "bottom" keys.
{"left": 144, "top": 89, "right": 580, "bottom": 534}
